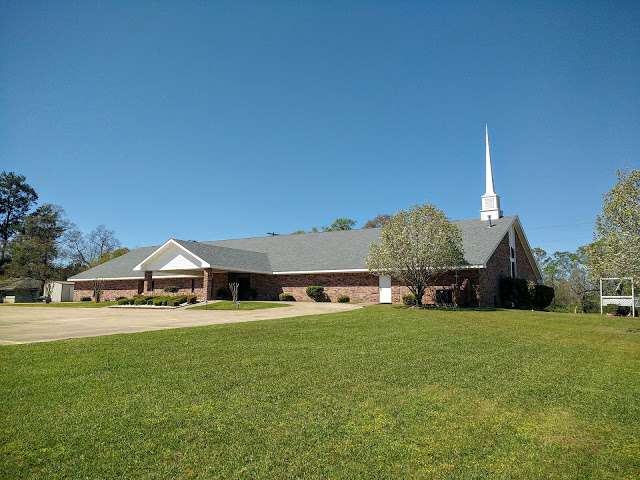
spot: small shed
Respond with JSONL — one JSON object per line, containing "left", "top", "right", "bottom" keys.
{"left": 45, "top": 280, "right": 75, "bottom": 302}
{"left": 0, "top": 278, "right": 42, "bottom": 303}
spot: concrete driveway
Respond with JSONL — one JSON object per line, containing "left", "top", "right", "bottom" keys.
{"left": 0, "top": 302, "right": 361, "bottom": 345}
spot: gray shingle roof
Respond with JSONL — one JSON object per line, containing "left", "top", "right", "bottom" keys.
{"left": 68, "top": 216, "right": 517, "bottom": 280}
{"left": 172, "top": 240, "right": 272, "bottom": 273}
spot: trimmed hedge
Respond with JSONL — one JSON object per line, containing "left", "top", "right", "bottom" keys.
{"left": 81, "top": 297, "right": 92, "bottom": 302}
{"left": 279, "top": 293, "right": 296, "bottom": 301}
{"left": 337, "top": 295, "right": 350, "bottom": 303}
{"left": 499, "top": 277, "right": 555, "bottom": 310}
{"left": 306, "top": 286, "right": 326, "bottom": 302}
{"left": 402, "top": 293, "right": 416, "bottom": 306}
{"left": 531, "top": 284, "right": 554, "bottom": 310}
{"left": 216, "top": 287, "right": 231, "bottom": 300}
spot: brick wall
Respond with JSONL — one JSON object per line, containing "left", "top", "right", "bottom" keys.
{"left": 391, "top": 270, "right": 481, "bottom": 305}
{"left": 515, "top": 230, "right": 539, "bottom": 282}
{"left": 478, "top": 233, "right": 511, "bottom": 307}
{"left": 150, "top": 277, "right": 202, "bottom": 298}
{"left": 251, "top": 272, "right": 380, "bottom": 303}
{"left": 73, "top": 279, "right": 142, "bottom": 301}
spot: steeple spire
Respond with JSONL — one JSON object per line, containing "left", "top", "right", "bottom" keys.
{"left": 484, "top": 124, "right": 495, "bottom": 195}
{"left": 480, "top": 125, "right": 503, "bottom": 221}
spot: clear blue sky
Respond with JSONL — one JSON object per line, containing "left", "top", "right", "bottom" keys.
{"left": 2, "top": 1, "right": 638, "bottom": 253}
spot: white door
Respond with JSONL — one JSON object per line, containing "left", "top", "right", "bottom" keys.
{"left": 379, "top": 276, "right": 392, "bottom": 303}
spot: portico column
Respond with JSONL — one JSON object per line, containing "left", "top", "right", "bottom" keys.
{"left": 144, "top": 271, "right": 153, "bottom": 293}
{"left": 203, "top": 268, "right": 214, "bottom": 300}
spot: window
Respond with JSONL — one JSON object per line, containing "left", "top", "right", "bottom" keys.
{"left": 191, "top": 279, "right": 195, "bottom": 293}
{"left": 511, "top": 262, "right": 516, "bottom": 278}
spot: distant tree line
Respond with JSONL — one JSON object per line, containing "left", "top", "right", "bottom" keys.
{"left": 0, "top": 171, "right": 128, "bottom": 289}
{"left": 291, "top": 214, "right": 391, "bottom": 234}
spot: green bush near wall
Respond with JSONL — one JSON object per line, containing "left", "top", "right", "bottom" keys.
{"left": 499, "top": 278, "right": 555, "bottom": 310}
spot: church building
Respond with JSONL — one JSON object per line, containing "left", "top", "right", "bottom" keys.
{"left": 69, "top": 129, "right": 541, "bottom": 305}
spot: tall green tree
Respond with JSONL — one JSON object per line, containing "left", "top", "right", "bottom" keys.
{"left": 535, "top": 247, "right": 598, "bottom": 312}
{"left": 586, "top": 169, "right": 640, "bottom": 279}
{"left": 323, "top": 218, "right": 356, "bottom": 232}
{"left": 0, "top": 171, "right": 38, "bottom": 268}
{"left": 367, "top": 204, "right": 465, "bottom": 307}
{"left": 8, "top": 204, "right": 69, "bottom": 285}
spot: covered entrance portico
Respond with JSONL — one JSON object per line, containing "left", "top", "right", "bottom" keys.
{"left": 133, "top": 239, "right": 272, "bottom": 301}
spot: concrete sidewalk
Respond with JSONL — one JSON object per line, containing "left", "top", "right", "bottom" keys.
{"left": 0, "top": 302, "right": 361, "bottom": 345}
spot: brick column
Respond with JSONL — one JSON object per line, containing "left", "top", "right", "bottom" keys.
{"left": 202, "top": 268, "right": 214, "bottom": 300}
{"left": 144, "top": 271, "right": 153, "bottom": 293}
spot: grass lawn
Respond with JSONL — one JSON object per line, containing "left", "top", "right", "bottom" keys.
{"left": 0, "top": 301, "right": 116, "bottom": 308}
{"left": 1, "top": 306, "right": 639, "bottom": 479}
{"left": 188, "top": 300, "right": 290, "bottom": 310}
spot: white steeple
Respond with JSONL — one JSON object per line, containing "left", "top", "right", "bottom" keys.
{"left": 480, "top": 125, "right": 503, "bottom": 221}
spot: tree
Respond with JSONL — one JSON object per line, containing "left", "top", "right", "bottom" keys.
{"left": 92, "top": 278, "right": 105, "bottom": 303}
{"left": 323, "top": 218, "right": 356, "bottom": 232}
{"left": 367, "top": 204, "right": 465, "bottom": 307}
{"left": 64, "top": 224, "right": 122, "bottom": 268}
{"left": 94, "top": 247, "right": 129, "bottom": 265}
{"left": 0, "top": 171, "right": 38, "bottom": 269}
{"left": 363, "top": 214, "right": 391, "bottom": 229}
{"left": 534, "top": 246, "right": 598, "bottom": 312}
{"left": 7, "top": 204, "right": 69, "bottom": 286}
{"left": 586, "top": 169, "right": 640, "bottom": 279}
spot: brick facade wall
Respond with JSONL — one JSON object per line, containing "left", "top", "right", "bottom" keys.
{"left": 251, "top": 272, "right": 380, "bottom": 303}
{"left": 150, "top": 277, "right": 202, "bottom": 298}
{"left": 515, "top": 231, "right": 539, "bottom": 282}
{"left": 391, "top": 270, "right": 481, "bottom": 305}
{"left": 477, "top": 233, "right": 511, "bottom": 307}
{"left": 73, "top": 279, "right": 143, "bottom": 302}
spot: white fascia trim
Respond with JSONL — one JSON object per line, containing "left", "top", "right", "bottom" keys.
{"left": 133, "top": 239, "right": 211, "bottom": 271}
{"left": 273, "top": 266, "right": 484, "bottom": 275}
{"left": 273, "top": 268, "right": 369, "bottom": 275}
{"left": 68, "top": 274, "right": 203, "bottom": 282}
{"left": 208, "top": 265, "right": 273, "bottom": 275}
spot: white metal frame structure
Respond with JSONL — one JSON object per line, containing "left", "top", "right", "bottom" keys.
{"left": 600, "top": 277, "right": 636, "bottom": 317}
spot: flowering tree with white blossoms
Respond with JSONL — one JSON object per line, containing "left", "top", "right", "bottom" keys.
{"left": 586, "top": 169, "right": 640, "bottom": 280}
{"left": 367, "top": 204, "right": 465, "bottom": 307}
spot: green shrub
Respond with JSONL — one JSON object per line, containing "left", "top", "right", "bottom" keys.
{"left": 306, "top": 286, "right": 326, "bottom": 302}
{"left": 531, "top": 284, "right": 554, "bottom": 310}
{"left": 186, "top": 295, "right": 198, "bottom": 304}
{"left": 115, "top": 296, "right": 126, "bottom": 301}
{"left": 337, "top": 295, "right": 350, "bottom": 303}
{"left": 604, "top": 305, "right": 632, "bottom": 316}
{"left": 134, "top": 297, "right": 148, "bottom": 305}
{"left": 279, "top": 293, "right": 296, "bottom": 301}
{"left": 117, "top": 298, "right": 129, "bottom": 305}
{"left": 80, "top": 297, "right": 92, "bottom": 302}
{"left": 499, "top": 277, "right": 531, "bottom": 309}
{"left": 167, "top": 295, "right": 188, "bottom": 306}
{"left": 164, "top": 286, "right": 180, "bottom": 293}
{"left": 216, "top": 287, "right": 231, "bottom": 300}
{"left": 153, "top": 297, "right": 166, "bottom": 306}
{"left": 402, "top": 293, "right": 416, "bottom": 306}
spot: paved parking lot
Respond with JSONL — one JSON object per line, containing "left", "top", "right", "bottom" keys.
{"left": 0, "top": 302, "right": 361, "bottom": 345}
